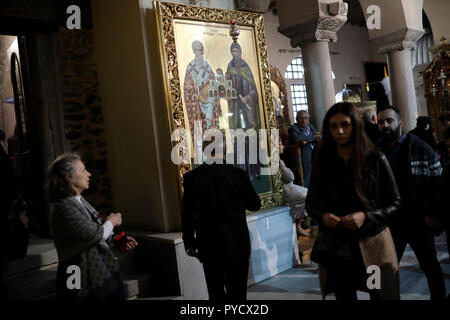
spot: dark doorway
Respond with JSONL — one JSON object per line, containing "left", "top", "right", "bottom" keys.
{"left": 0, "top": 14, "right": 67, "bottom": 236}
{"left": 364, "top": 62, "right": 390, "bottom": 111}
{"left": 0, "top": 35, "right": 50, "bottom": 236}
{"left": 1, "top": 0, "right": 96, "bottom": 237}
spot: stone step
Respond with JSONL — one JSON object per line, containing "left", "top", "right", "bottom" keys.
{"left": 3, "top": 265, "right": 153, "bottom": 300}
{"left": 3, "top": 234, "right": 153, "bottom": 300}
{"left": 122, "top": 270, "right": 153, "bottom": 299}
{"left": 4, "top": 236, "right": 57, "bottom": 279}
{"left": 3, "top": 264, "right": 58, "bottom": 300}
{"left": 5, "top": 235, "right": 137, "bottom": 277}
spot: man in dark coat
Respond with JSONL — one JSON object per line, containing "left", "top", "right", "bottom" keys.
{"left": 288, "top": 110, "right": 321, "bottom": 187}
{"left": 439, "top": 125, "right": 450, "bottom": 280}
{"left": 377, "top": 106, "right": 446, "bottom": 301}
{"left": 409, "top": 116, "right": 437, "bottom": 151}
{"left": 181, "top": 136, "right": 261, "bottom": 301}
{"left": 362, "top": 108, "right": 381, "bottom": 143}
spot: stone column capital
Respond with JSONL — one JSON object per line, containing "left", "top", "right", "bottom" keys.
{"left": 374, "top": 28, "right": 425, "bottom": 55}
{"left": 277, "top": 0, "right": 347, "bottom": 48}
{"left": 315, "top": 13, "right": 347, "bottom": 43}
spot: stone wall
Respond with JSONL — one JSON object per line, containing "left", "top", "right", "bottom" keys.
{"left": 57, "top": 28, "right": 114, "bottom": 213}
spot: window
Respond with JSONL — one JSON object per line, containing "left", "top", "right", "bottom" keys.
{"left": 285, "top": 56, "right": 308, "bottom": 114}
{"left": 285, "top": 56, "right": 304, "bottom": 80}
{"left": 290, "top": 83, "right": 308, "bottom": 112}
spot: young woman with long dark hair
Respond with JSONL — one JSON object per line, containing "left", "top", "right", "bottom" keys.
{"left": 306, "top": 102, "right": 401, "bottom": 300}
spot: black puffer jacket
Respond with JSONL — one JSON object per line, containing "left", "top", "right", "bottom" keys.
{"left": 306, "top": 147, "right": 401, "bottom": 263}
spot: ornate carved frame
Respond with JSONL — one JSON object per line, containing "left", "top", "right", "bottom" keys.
{"left": 421, "top": 42, "right": 450, "bottom": 141}
{"left": 154, "top": 1, "right": 284, "bottom": 210}
{"left": 269, "top": 64, "right": 289, "bottom": 121}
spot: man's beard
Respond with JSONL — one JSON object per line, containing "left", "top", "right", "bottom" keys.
{"left": 194, "top": 54, "right": 203, "bottom": 67}
{"left": 381, "top": 125, "right": 401, "bottom": 142}
{"left": 233, "top": 56, "right": 241, "bottom": 73}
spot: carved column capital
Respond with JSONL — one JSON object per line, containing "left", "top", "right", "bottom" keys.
{"left": 315, "top": 14, "right": 347, "bottom": 42}
{"left": 277, "top": 0, "right": 347, "bottom": 48}
{"left": 376, "top": 29, "right": 425, "bottom": 55}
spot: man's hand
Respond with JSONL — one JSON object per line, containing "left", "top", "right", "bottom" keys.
{"left": 123, "top": 236, "right": 138, "bottom": 251}
{"left": 313, "top": 132, "right": 321, "bottom": 141}
{"left": 322, "top": 213, "right": 341, "bottom": 228}
{"left": 341, "top": 212, "right": 366, "bottom": 230}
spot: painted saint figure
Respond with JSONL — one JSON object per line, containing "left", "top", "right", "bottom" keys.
{"left": 184, "top": 40, "right": 222, "bottom": 141}
{"left": 227, "top": 42, "right": 259, "bottom": 129}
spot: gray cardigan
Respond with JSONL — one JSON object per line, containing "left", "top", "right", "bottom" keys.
{"left": 50, "top": 196, "right": 120, "bottom": 298}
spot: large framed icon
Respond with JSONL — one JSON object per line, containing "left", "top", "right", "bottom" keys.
{"left": 154, "top": 1, "right": 283, "bottom": 210}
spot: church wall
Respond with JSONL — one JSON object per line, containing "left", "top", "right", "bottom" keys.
{"left": 263, "top": 11, "right": 300, "bottom": 124}
{"left": 91, "top": 0, "right": 173, "bottom": 231}
{"left": 330, "top": 23, "right": 386, "bottom": 102}
{"left": 263, "top": 11, "right": 302, "bottom": 76}
{"left": 57, "top": 29, "right": 115, "bottom": 213}
{"left": 89, "top": 0, "right": 236, "bottom": 232}
{"left": 423, "top": 0, "right": 450, "bottom": 44}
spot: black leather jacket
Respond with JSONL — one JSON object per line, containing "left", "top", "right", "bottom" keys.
{"left": 306, "top": 148, "right": 401, "bottom": 263}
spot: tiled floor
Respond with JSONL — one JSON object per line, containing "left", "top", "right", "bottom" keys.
{"left": 247, "top": 233, "right": 450, "bottom": 300}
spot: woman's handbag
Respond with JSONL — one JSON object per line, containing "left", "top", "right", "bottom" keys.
{"left": 358, "top": 227, "right": 399, "bottom": 300}
{"left": 6, "top": 203, "right": 29, "bottom": 260}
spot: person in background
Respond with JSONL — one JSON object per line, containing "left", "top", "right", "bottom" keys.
{"left": 409, "top": 116, "right": 437, "bottom": 151}
{"left": 288, "top": 110, "right": 321, "bottom": 187}
{"left": 47, "top": 153, "right": 138, "bottom": 300}
{"left": 362, "top": 108, "right": 381, "bottom": 143}
{"left": 306, "top": 102, "right": 401, "bottom": 300}
{"left": 439, "top": 125, "right": 450, "bottom": 284}
{"left": 377, "top": 106, "right": 446, "bottom": 301}
{"left": 279, "top": 140, "right": 310, "bottom": 237}
{"left": 437, "top": 112, "right": 450, "bottom": 167}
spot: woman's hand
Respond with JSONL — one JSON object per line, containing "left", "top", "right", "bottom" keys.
{"left": 341, "top": 212, "right": 366, "bottom": 230}
{"left": 322, "top": 213, "right": 341, "bottom": 228}
{"left": 123, "top": 236, "right": 138, "bottom": 251}
{"left": 108, "top": 213, "right": 122, "bottom": 227}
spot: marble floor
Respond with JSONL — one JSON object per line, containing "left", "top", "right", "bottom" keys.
{"left": 247, "top": 233, "right": 450, "bottom": 300}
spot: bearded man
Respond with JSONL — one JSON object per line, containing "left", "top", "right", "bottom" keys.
{"left": 184, "top": 40, "right": 221, "bottom": 142}
{"left": 227, "top": 42, "right": 259, "bottom": 130}
{"left": 377, "top": 106, "right": 446, "bottom": 301}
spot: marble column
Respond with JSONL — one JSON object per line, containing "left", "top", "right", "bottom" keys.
{"left": 277, "top": 0, "right": 348, "bottom": 132}
{"left": 302, "top": 40, "right": 336, "bottom": 131}
{"left": 386, "top": 49, "right": 419, "bottom": 131}
{"left": 359, "top": 0, "right": 425, "bottom": 131}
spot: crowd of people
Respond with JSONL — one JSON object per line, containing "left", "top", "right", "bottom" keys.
{"left": 276, "top": 105, "right": 449, "bottom": 301}
{"left": 2, "top": 102, "right": 449, "bottom": 301}
{"left": 181, "top": 103, "right": 449, "bottom": 301}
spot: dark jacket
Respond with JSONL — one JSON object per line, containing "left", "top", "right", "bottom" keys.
{"left": 409, "top": 128, "right": 437, "bottom": 151}
{"left": 364, "top": 121, "right": 381, "bottom": 144}
{"left": 288, "top": 124, "right": 319, "bottom": 186}
{"left": 440, "top": 164, "right": 450, "bottom": 227}
{"left": 306, "top": 148, "right": 401, "bottom": 263}
{"left": 377, "top": 133, "right": 443, "bottom": 226}
{"left": 181, "top": 163, "right": 261, "bottom": 263}
{"left": 50, "top": 197, "right": 122, "bottom": 299}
